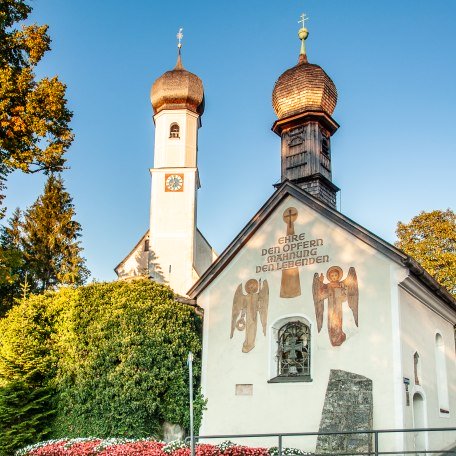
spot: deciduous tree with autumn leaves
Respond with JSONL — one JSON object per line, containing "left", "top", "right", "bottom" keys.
{"left": 0, "top": 0, "right": 73, "bottom": 184}
{"left": 396, "top": 209, "right": 455, "bottom": 297}
{"left": 0, "top": 0, "right": 86, "bottom": 308}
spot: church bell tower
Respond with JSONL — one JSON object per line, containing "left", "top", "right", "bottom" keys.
{"left": 148, "top": 30, "right": 205, "bottom": 296}
{"left": 272, "top": 16, "right": 340, "bottom": 208}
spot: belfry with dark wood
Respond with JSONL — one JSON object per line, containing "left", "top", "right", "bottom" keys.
{"left": 272, "top": 16, "right": 340, "bottom": 208}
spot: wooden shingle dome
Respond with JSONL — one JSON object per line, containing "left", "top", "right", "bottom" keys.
{"left": 272, "top": 60, "right": 337, "bottom": 120}
{"left": 151, "top": 53, "right": 204, "bottom": 116}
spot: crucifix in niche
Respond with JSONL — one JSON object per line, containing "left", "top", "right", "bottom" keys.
{"left": 280, "top": 207, "right": 301, "bottom": 298}
{"left": 282, "top": 335, "right": 303, "bottom": 376}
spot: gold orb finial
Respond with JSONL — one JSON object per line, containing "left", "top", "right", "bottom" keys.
{"left": 298, "top": 13, "right": 309, "bottom": 63}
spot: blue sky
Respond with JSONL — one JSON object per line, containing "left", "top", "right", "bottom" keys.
{"left": 6, "top": 0, "right": 456, "bottom": 282}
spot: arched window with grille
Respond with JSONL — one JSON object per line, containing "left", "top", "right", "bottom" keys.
{"left": 269, "top": 320, "right": 311, "bottom": 382}
{"left": 169, "top": 123, "right": 180, "bottom": 138}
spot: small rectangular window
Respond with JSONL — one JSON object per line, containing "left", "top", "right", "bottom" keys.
{"left": 144, "top": 239, "right": 149, "bottom": 251}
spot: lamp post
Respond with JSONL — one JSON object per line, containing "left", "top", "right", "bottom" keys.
{"left": 188, "top": 352, "right": 195, "bottom": 456}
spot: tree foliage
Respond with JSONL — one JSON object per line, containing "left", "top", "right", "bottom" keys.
{"left": 0, "top": 208, "right": 25, "bottom": 314}
{"left": 0, "top": 174, "right": 88, "bottom": 310}
{"left": 0, "top": 0, "right": 75, "bottom": 310}
{"left": 21, "top": 174, "right": 89, "bottom": 291}
{"left": 0, "top": 381, "right": 54, "bottom": 455}
{"left": 0, "top": 0, "right": 73, "bottom": 179}
{"left": 0, "top": 280, "right": 203, "bottom": 453}
{"left": 396, "top": 209, "right": 456, "bottom": 296}
{"left": 0, "top": 290, "right": 58, "bottom": 455}
{"left": 51, "top": 280, "right": 203, "bottom": 438}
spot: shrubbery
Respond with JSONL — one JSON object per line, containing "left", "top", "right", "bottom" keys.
{"left": 0, "top": 280, "right": 203, "bottom": 454}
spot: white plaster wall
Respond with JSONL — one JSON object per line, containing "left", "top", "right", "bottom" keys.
{"left": 199, "top": 195, "right": 401, "bottom": 452}
{"left": 149, "top": 168, "right": 197, "bottom": 296}
{"left": 116, "top": 235, "right": 149, "bottom": 279}
{"left": 149, "top": 105, "right": 201, "bottom": 296}
{"left": 399, "top": 287, "right": 456, "bottom": 452}
{"left": 153, "top": 109, "right": 199, "bottom": 168}
{"left": 194, "top": 229, "right": 216, "bottom": 278}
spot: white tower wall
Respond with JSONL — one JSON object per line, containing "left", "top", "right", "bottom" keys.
{"left": 149, "top": 108, "right": 200, "bottom": 296}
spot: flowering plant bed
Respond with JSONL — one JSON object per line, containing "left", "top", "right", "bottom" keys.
{"left": 17, "top": 439, "right": 312, "bottom": 456}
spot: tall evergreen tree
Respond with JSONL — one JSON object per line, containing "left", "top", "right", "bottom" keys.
{"left": 0, "top": 381, "right": 54, "bottom": 456}
{"left": 21, "top": 174, "right": 89, "bottom": 292}
{"left": 0, "top": 208, "right": 24, "bottom": 315}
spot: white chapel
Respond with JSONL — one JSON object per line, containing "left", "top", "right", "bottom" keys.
{"left": 116, "top": 21, "right": 456, "bottom": 455}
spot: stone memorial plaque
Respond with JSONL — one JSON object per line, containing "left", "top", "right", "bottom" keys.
{"left": 235, "top": 384, "right": 253, "bottom": 396}
{"left": 316, "top": 369, "right": 373, "bottom": 455}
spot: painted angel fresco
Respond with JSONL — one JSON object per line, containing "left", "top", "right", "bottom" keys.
{"left": 231, "top": 279, "right": 269, "bottom": 353}
{"left": 312, "top": 266, "right": 359, "bottom": 346}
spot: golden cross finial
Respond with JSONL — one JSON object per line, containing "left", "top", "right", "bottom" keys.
{"left": 176, "top": 27, "right": 183, "bottom": 49}
{"left": 297, "top": 13, "right": 309, "bottom": 62}
{"left": 298, "top": 13, "right": 309, "bottom": 29}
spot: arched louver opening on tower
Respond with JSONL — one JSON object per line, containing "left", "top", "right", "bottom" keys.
{"left": 169, "top": 123, "right": 180, "bottom": 138}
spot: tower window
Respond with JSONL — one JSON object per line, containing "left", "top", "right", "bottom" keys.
{"left": 435, "top": 333, "right": 450, "bottom": 414}
{"left": 169, "top": 123, "right": 180, "bottom": 138}
{"left": 413, "top": 352, "right": 420, "bottom": 385}
{"left": 144, "top": 239, "right": 149, "bottom": 251}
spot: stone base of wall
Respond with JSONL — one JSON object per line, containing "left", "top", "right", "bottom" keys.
{"left": 162, "top": 422, "right": 185, "bottom": 442}
{"left": 316, "top": 369, "right": 373, "bottom": 455}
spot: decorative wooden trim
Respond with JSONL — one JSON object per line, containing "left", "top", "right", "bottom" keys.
{"left": 274, "top": 173, "right": 340, "bottom": 192}
{"left": 272, "top": 111, "right": 339, "bottom": 136}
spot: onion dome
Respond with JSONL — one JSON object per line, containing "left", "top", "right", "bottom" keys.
{"left": 272, "top": 20, "right": 337, "bottom": 120}
{"left": 151, "top": 51, "right": 204, "bottom": 116}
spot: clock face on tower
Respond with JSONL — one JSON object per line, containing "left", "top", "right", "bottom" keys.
{"left": 165, "top": 174, "right": 184, "bottom": 192}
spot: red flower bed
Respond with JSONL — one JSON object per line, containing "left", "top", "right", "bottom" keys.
{"left": 30, "top": 440, "right": 102, "bottom": 456}
{"left": 195, "top": 444, "right": 222, "bottom": 456}
{"left": 28, "top": 441, "right": 69, "bottom": 456}
{"left": 99, "top": 441, "right": 165, "bottom": 456}
{"left": 223, "top": 446, "right": 268, "bottom": 456}
{"left": 21, "top": 439, "right": 272, "bottom": 456}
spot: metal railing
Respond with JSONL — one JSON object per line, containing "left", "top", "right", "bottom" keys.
{"left": 187, "top": 427, "right": 456, "bottom": 455}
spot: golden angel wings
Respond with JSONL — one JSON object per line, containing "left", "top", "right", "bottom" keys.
{"left": 230, "top": 279, "right": 269, "bottom": 353}
{"left": 312, "top": 266, "right": 359, "bottom": 346}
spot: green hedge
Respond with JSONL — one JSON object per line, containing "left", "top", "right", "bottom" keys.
{"left": 0, "top": 279, "right": 203, "bottom": 454}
